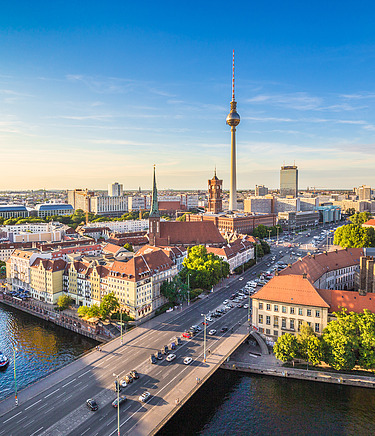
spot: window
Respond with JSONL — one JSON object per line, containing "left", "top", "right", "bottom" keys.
{"left": 274, "top": 316, "right": 279, "bottom": 327}
{"left": 282, "top": 318, "right": 286, "bottom": 328}
{"left": 274, "top": 305, "right": 278, "bottom": 312}
{"left": 290, "top": 319, "right": 295, "bottom": 330}
{"left": 266, "top": 303, "right": 271, "bottom": 311}
{"left": 266, "top": 316, "right": 271, "bottom": 325}
{"left": 273, "top": 330, "right": 278, "bottom": 337}
{"left": 315, "top": 323, "right": 320, "bottom": 333}
{"left": 307, "top": 309, "right": 312, "bottom": 317}
{"left": 259, "top": 302, "right": 263, "bottom": 310}
{"left": 282, "top": 306, "right": 287, "bottom": 313}
{"left": 290, "top": 307, "right": 295, "bottom": 314}
{"left": 259, "top": 327, "right": 264, "bottom": 333}
{"left": 259, "top": 314, "right": 263, "bottom": 324}
{"left": 315, "top": 310, "right": 320, "bottom": 317}
{"left": 266, "top": 329, "right": 270, "bottom": 335}
{"left": 298, "top": 308, "right": 303, "bottom": 316}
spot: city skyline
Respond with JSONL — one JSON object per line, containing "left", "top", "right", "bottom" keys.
{"left": 2, "top": 2, "right": 375, "bottom": 190}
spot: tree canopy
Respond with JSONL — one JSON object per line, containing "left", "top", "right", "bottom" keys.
{"left": 348, "top": 212, "right": 371, "bottom": 225}
{"left": 180, "top": 245, "right": 229, "bottom": 290}
{"left": 333, "top": 223, "right": 375, "bottom": 248}
{"left": 253, "top": 224, "right": 283, "bottom": 239}
{"left": 160, "top": 275, "right": 189, "bottom": 304}
{"left": 273, "top": 333, "right": 299, "bottom": 363}
{"left": 57, "top": 295, "right": 74, "bottom": 310}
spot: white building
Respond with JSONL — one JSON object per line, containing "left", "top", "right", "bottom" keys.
{"left": 128, "top": 196, "right": 151, "bottom": 212}
{"left": 84, "top": 219, "right": 149, "bottom": 233}
{"left": 108, "top": 182, "right": 124, "bottom": 197}
{"left": 90, "top": 195, "right": 128, "bottom": 216}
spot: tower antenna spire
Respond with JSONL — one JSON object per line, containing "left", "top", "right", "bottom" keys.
{"left": 232, "top": 49, "right": 235, "bottom": 101}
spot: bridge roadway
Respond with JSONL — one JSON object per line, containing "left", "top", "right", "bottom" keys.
{"left": 0, "top": 270, "right": 255, "bottom": 436}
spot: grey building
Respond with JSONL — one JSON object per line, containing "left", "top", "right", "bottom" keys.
{"left": 255, "top": 185, "right": 268, "bottom": 196}
{"left": 280, "top": 165, "right": 298, "bottom": 197}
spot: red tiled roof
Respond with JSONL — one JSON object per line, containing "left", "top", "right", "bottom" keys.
{"left": 363, "top": 219, "right": 375, "bottom": 227}
{"left": 31, "top": 258, "right": 66, "bottom": 272}
{"left": 102, "top": 243, "right": 123, "bottom": 255}
{"left": 279, "top": 248, "right": 363, "bottom": 283}
{"left": 318, "top": 289, "right": 375, "bottom": 313}
{"left": 109, "top": 250, "right": 175, "bottom": 282}
{"left": 156, "top": 221, "right": 225, "bottom": 246}
{"left": 251, "top": 274, "right": 330, "bottom": 308}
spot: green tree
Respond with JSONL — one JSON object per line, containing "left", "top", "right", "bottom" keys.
{"left": 349, "top": 211, "right": 371, "bottom": 225}
{"left": 255, "top": 243, "right": 264, "bottom": 258}
{"left": 57, "top": 295, "right": 74, "bottom": 311}
{"left": 296, "top": 321, "right": 315, "bottom": 357}
{"left": 4, "top": 218, "right": 18, "bottom": 225}
{"left": 306, "top": 335, "right": 324, "bottom": 366}
{"left": 260, "top": 240, "right": 270, "bottom": 255}
{"left": 253, "top": 224, "right": 268, "bottom": 239}
{"left": 273, "top": 333, "right": 299, "bottom": 364}
{"left": 160, "top": 275, "right": 189, "bottom": 303}
{"left": 77, "top": 306, "right": 90, "bottom": 317}
{"left": 100, "top": 292, "right": 120, "bottom": 319}
{"left": 356, "top": 309, "right": 375, "bottom": 369}
{"left": 334, "top": 223, "right": 375, "bottom": 248}
{"left": 123, "top": 243, "right": 134, "bottom": 252}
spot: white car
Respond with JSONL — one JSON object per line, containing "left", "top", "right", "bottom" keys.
{"left": 244, "top": 304, "right": 249, "bottom": 309}
{"left": 139, "top": 391, "right": 151, "bottom": 402}
{"left": 120, "top": 379, "right": 128, "bottom": 388}
{"left": 183, "top": 357, "right": 193, "bottom": 365}
{"left": 239, "top": 277, "right": 244, "bottom": 281}
{"left": 223, "top": 300, "right": 229, "bottom": 305}
{"left": 206, "top": 317, "right": 213, "bottom": 322}
{"left": 208, "top": 329, "right": 216, "bottom": 335}
{"left": 166, "top": 353, "right": 176, "bottom": 362}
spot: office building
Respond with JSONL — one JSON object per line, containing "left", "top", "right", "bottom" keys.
{"left": 108, "top": 182, "right": 123, "bottom": 197}
{"left": 255, "top": 185, "right": 268, "bottom": 196}
{"left": 357, "top": 185, "right": 371, "bottom": 201}
{"left": 280, "top": 165, "right": 298, "bottom": 197}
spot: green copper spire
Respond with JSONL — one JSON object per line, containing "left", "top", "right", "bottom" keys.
{"left": 149, "top": 164, "right": 160, "bottom": 217}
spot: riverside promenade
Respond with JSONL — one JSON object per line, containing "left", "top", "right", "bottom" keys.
{"left": 222, "top": 332, "right": 375, "bottom": 390}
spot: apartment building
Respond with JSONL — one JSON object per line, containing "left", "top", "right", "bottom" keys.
{"left": 30, "top": 258, "right": 66, "bottom": 303}
{"left": 207, "top": 237, "right": 254, "bottom": 273}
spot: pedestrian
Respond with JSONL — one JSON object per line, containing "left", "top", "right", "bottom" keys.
{"left": 196, "top": 377, "right": 199, "bottom": 385}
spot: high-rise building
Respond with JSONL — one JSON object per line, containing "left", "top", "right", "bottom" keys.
{"left": 255, "top": 185, "right": 268, "bottom": 196}
{"left": 357, "top": 185, "right": 371, "bottom": 201}
{"left": 280, "top": 165, "right": 298, "bottom": 198}
{"left": 226, "top": 50, "right": 240, "bottom": 211}
{"left": 207, "top": 169, "right": 223, "bottom": 213}
{"left": 108, "top": 182, "right": 123, "bottom": 197}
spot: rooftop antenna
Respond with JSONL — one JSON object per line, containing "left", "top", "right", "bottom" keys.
{"left": 232, "top": 49, "right": 235, "bottom": 101}
{"left": 214, "top": 165, "right": 217, "bottom": 177}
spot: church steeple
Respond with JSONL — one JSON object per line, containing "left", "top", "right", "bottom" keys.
{"left": 149, "top": 164, "right": 159, "bottom": 218}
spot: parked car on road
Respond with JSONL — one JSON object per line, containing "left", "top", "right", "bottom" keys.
{"left": 112, "top": 396, "right": 127, "bottom": 408}
{"left": 139, "top": 392, "right": 151, "bottom": 403}
{"left": 183, "top": 357, "right": 193, "bottom": 365}
{"left": 86, "top": 398, "right": 98, "bottom": 411}
{"left": 166, "top": 353, "right": 176, "bottom": 362}
{"left": 208, "top": 329, "right": 216, "bottom": 335}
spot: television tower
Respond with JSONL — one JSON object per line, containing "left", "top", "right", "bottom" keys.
{"left": 226, "top": 50, "right": 240, "bottom": 211}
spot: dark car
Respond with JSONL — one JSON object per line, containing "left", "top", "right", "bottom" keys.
{"left": 221, "top": 326, "right": 228, "bottom": 333}
{"left": 170, "top": 342, "right": 176, "bottom": 350}
{"left": 150, "top": 354, "right": 157, "bottom": 364}
{"left": 130, "top": 370, "right": 139, "bottom": 379}
{"left": 86, "top": 398, "right": 98, "bottom": 411}
{"left": 125, "top": 374, "right": 133, "bottom": 384}
{"left": 157, "top": 351, "right": 163, "bottom": 360}
{"left": 112, "top": 396, "right": 127, "bottom": 408}
{"left": 176, "top": 337, "right": 182, "bottom": 346}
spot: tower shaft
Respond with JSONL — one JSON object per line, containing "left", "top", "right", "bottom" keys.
{"left": 229, "top": 126, "right": 237, "bottom": 211}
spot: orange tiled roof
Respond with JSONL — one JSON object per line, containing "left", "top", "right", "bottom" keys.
{"left": 251, "top": 274, "right": 330, "bottom": 308}
{"left": 31, "top": 258, "right": 66, "bottom": 272}
{"left": 363, "top": 219, "right": 375, "bottom": 227}
{"left": 318, "top": 289, "right": 375, "bottom": 313}
{"left": 156, "top": 221, "right": 225, "bottom": 245}
{"left": 279, "top": 248, "right": 363, "bottom": 283}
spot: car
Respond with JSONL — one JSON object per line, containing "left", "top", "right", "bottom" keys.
{"left": 139, "top": 391, "right": 151, "bottom": 403}
{"left": 150, "top": 354, "right": 157, "bottom": 364}
{"left": 239, "top": 277, "right": 244, "bottom": 281}
{"left": 206, "top": 316, "right": 213, "bottom": 322}
{"left": 244, "top": 304, "right": 249, "bottom": 309}
{"left": 183, "top": 357, "right": 193, "bottom": 365}
{"left": 156, "top": 351, "right": 163, "bottom": 360}
{"left": 227, "top": 303, "right": 234, "bottom": 308}
{"left": 176, "top": 337, "right": 182, "bottom": 345}
{"left": 237, "top": 303, "right": 243, "bottom": 308}
{"left": 182, "top": 331, "right": 192, "bottom": 338}
{"left": 120, "top": 379, "right": 128, "bottom": 388}
{"left": 166, "top": 353, "right": 176, "bottom": 362}
{"left": 223, "top": 300, "right": 229, "bottom": 305}
{"left": 221, "top": 326, "right": 228, "bottom": 333}
{"left": 112, "top": 396, "right": 127, "bottom": 408}
{"left": 208, "top": 329, "right": 216, "bottom": 335}
{"left": 130, "top": 370, "right": 139, "bottom": 379}
{"left": 86, "top": 398, "right": 98, "bottom": 411}
{"left": 170, "top": 342, "right": 176, "bottom": 350}
{"left": 125, "top": 374, "right": 133, "bottom": 384}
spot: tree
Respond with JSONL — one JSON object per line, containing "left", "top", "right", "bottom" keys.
{"left": 57, "top": 295, "right": 74, "bottom": 311}
{"left": 160, "top": 275, "right": 189, "bottom": 304}
{"left": 296, "top": 321, "right": 315, "bottom": 357}
{"left": 345, "top": 208, "right": 356, "bottom": 217}
{"left": 306, "top": 336, "right": 324, "bottom": 366}
{"left": 100, "top": 292, "right": 120, "bottom": 319}
{"left": 255, "top": 243, "right": 264, "bottom": 258}
{"left": 349, "top": 211, "right": 371, "bottom": 225}
{"left": 260, "top": 240, "right": 270, "bottom": 255}
{"left": 253, "top": 224, "right": 268, "bottom": 239}
{"left": 273, "top": 333, "right": 299, "bottom": 364}
{"left": 356, "top": 309, "right": 375, "bottom": 369}
{"left": 123, "top": 243, "right": 134, "bottom": 252}
{"left": 78, "top": 304, "right": 101, "bottom": 319}
{"left": 77, "top": 306, "right": 90, "bottom": 317}
{"left": 4, "top": 218, "right": 18, "bottom": 225}
{"left": 333, "top": 224, "right": 375, "bottom": 248}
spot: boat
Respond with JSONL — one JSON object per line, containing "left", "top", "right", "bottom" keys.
{"left": 0, "top": 352, "right": 9, "bottom": 369}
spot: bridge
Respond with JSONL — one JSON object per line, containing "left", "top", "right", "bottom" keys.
{"left": 0, "top": 274, "right": 253, "bottom": 436}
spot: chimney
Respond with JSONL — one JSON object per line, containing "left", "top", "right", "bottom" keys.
{"left": 302, "top": 273, "right": 307, "bottom": 279}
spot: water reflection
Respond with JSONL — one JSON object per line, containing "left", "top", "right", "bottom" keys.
{"left": 0, "top": 303, "right": 97, "bottom": 401}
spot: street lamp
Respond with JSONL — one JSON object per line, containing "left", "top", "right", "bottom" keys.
{"left": 248, "top": 292, "right": 251, "bottom": 328}
{"left": 267, "top": 229, "right": 272, "bottom": 241}
{"left": 187, "top": 273, "right": 190, "bottom": 306}
{"left": 113, "top": 373, "right": 120, "bottom": 436}
{"left": 201, "top": 313, "right": 207, "bottom": 362}
{"left": 14, "top": 346, "right": 18, "bottom": 406}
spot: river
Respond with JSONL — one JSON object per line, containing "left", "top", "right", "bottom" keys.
{"left": 0, "top": 302, "right": 97, "bottom": 401}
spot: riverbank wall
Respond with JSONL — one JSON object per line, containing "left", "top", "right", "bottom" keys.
{"left": 0, "top": 292, "right": 111, "bottom": 342}
{"left": 221, "top": 359, "right": 375, "bottom": 389}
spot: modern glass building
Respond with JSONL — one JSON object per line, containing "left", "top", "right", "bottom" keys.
{"left": 280, "top": 165, "right": 298, "bottom": 197}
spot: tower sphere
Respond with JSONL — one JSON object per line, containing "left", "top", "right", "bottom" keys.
{"left": 226, "top": 101, "right": 240, "bottom": 126}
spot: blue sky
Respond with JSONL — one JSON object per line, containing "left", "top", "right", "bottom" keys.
{"left": 1, "top": 1, "right": 375, "bottom": 191}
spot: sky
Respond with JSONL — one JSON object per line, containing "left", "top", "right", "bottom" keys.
{"left": 1, "top": 1, "right": 375, "bottom": 191}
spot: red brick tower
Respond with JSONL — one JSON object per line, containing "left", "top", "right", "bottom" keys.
{"left": 207, "top": 169, "right": 223, "bottom": 213}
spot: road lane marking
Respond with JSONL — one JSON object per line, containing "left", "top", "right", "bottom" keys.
{"left": 78, "top": 370, "right": 90, "bottom": 378}
{"left": 29, "top": 427, "right": 43, "bottom": 436}
{"left": 105, "top": 355, "right": 115, "bottom": 361}
{"left": 37, "top": 403, "right": 48, "bottom": 411}
{"left": 22, "top": 419, "right": 35, "bottom": 427}
{"left": 25, "top": 399, "right": 42, "bottom": 410}
{"left": 3, "top": 411, "right": 22, "bottom": 423}
{"left": 44, "top": 388, "right": 59, "bottom": 398}
{"left": 81, "top": 428, "right": 91, "bottom": 435}
{"left": 43, "top": 407, "right": 55, "bottom": 415}
{"left": 62, "top": 378, "right": 76, "bottom": 388}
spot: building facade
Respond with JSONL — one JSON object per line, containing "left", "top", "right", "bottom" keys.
{"left": 108, "top": 182, "right": 123, "bottom": 197}
{"left": 280, "top": 165, "right": 298, "bottom": 198}
{"left": 207, "top": 170, "right": 223, "bottom": 214}
{"left": 255, "top": 185, "right": 268, "bottom": 196}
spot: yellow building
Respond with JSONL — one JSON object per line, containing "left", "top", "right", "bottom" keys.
{"left": 30, "top": 259, "right": 66, "bottom": 304}
{"left": 251, "top": 274, "right": 329, "bottom": 341}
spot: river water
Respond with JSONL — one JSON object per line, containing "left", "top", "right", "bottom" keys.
{"left": 158, "top": 368, "right": 375, "bottom": 436}
{"left": 0, "top": 303, "right": 97, "bottom": 401}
